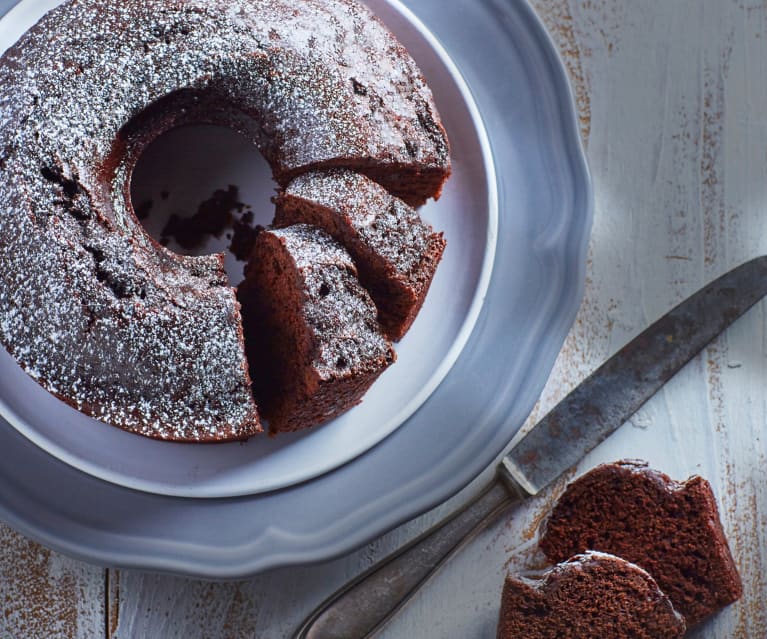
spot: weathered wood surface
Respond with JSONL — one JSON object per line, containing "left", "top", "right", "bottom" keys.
{"left": 0, "top": 526, "right": 104, "bottom": 639}
{"left": 2, "top": 0, "right": 767, "bottom": 636}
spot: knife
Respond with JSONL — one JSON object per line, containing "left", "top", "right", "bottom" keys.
{"left": 294, "top": 256, "right": 767, "bottom": 639}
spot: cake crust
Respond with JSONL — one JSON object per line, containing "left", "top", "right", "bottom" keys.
{"left": 539, "top": 460, "right": 743, "bottom": 626}
{"left": 497, "top": 552, "right": 686, "bottom": 639}
{"left": 239, "top": 225, "right": 395, "bottom": 433}
{"left": 0, "top": 0, "right": 449, "bottom": 440}
{"left": 276, "top": 170, "right": 446, "bottom": 340}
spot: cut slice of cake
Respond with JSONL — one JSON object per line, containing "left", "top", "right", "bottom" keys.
{"left": 275, "top": 170, "right": 446, "bottom": 341}
{"left": 0, "top": 0, "right": 450, "bottom": 441}
{"left": 238, "top": 224, "right": 395, "bottom": 433}
{"left": 497, "top": 551, "right": 686, "bottom": 639}
{"left": 539, "top": 460, "right": 743, "bottom": 626}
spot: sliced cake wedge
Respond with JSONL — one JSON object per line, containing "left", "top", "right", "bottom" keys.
{"left": 276, "top": 170, "right": 446, "bottom": 341}
{"left": 239, "top": 224, "right": 395, "bottom": 433}
{"left": 539, "top": 460, "right": 743, "bottom": 626}
{"left": 497, "top": 551, "right": 686, "bottom": 639}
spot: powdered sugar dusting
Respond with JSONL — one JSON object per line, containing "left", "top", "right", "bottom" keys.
{"left": 267, "top": 224, "right": 393, "bottom": 378}
{"left": 284, "top": 169, "right": 441, "bottom": 277}
{"left": 0, "top": 0, "right": 448, "bottom": 440}
{"left": 278, "top": 169, "right": 446, "bottom": 340}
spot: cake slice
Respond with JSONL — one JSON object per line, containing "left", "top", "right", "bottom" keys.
{"left": 275, "top": 170, "right": 446, "bottom": 341}
{"left": 238, "top": 224, "right": 395, "bottom": 433}
{"left": 539, "top": 460, "right": 743, "bottom": 626}
{"left": 497, "top": 552, "right": 686, "bottom": 639}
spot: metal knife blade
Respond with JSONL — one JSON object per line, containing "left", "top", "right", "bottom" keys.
{"left": 295, "top": 256, "right": 767, "bottom": 639}
{"left": 501, "top": 253, "right": 767, "bottom": 495}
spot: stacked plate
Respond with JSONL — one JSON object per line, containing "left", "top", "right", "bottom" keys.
{"left": 0, "top": 0, "right": 592, "bottom": 577}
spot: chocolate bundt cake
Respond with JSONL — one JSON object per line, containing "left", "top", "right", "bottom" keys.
{"left": 239, "top": 225, "right": 395, "bottom": 433}
{"left": 539, "top": 460, "right": 743, "bottom": 626}
{"left": 497, "top": 552, "right": 686, "bottom": 639}
{"left": 0, "top": 0, "right": 450, "bottom": 440}
{"left": 276, "top": 170, "right": 446, "bottom": 341}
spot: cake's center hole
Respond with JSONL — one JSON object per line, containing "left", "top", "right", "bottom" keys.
{"left": 130, "top": 124, "right": 274, "bottom": 283}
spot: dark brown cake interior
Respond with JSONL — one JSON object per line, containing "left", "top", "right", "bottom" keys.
{"left": 497, "top": 552, "right": 686, "bottom": 639}
{"left": 539, "top": 460, "right": 743, "bottom": 626}
{"left": 238, "top": 225, "right": 395, "bottom": 433}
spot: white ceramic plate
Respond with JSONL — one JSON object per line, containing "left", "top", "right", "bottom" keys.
{"left": 0, "top": 0, "right": 497, "bottom": 498}
{"left": 0, "top": 0, "right": 593, "bottom": 577}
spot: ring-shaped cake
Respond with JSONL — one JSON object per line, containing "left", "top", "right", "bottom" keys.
{"left": 0, "top": 0, "right": 450, "bottom": 441}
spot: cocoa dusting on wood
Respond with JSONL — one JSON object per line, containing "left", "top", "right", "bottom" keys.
{"left": 0, "top": 525, "right": 104, "bottom": 638}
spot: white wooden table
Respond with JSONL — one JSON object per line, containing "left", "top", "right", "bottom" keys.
{"left": 2, "top": 0, "right": 766, "bottom": 636}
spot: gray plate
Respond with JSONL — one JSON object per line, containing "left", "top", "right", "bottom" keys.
{"left": 0, "top": 0, "right": 592, "bottom": 577}
{"left": 0, "top": 0, "right": 500, "bottom": 498}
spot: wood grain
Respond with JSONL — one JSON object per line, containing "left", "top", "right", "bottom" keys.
{"left": 379, "top": 0, "right": 767, "bottom": 636}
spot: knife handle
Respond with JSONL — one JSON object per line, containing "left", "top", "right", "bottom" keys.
{"left": 294, "top": 479, "right": 525, "bottom": 639}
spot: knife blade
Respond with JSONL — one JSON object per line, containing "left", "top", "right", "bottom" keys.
{"left": 295, "top": 255, "right": 767, "bottom": 639}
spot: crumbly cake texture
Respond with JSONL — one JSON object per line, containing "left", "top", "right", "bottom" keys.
{"left": 276, "top": 170, "right": 446, "bottom": 341}
{"left": 539, "top": 460, "right": 743, "bottom": 626}
{"left": 0, "top": 0, "right": 449, "bottom": 440}
{"left": 239, "top": 225, "right": 395, "bottom": 433}
{"left": 497, "top": 552, "right": 686, "bottom": 639}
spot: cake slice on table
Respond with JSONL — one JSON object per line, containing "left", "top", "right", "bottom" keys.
{"left": 238, "top": 224, "right": 395, "bottom": 433}
{"left": 497, "top": 551, "right": 686, "bottom": 639}
{"left": 275, "top": 170, "right": 446, "bottom": 341}
{"left": 539, "top": 460, "right": 743, "bottom": 626}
